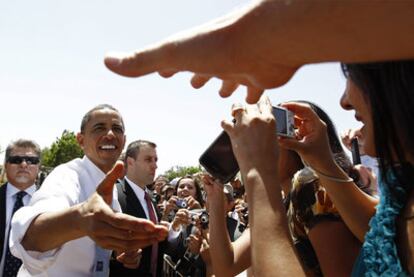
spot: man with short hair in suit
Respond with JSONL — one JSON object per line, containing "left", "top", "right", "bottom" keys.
{"left": 0, "top": 139, "right": 40, "bottom": 277}
{"left": 110, "top": 140, "right": 177, "bottom": 277}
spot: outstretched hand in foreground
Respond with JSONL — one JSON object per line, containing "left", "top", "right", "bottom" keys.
{"left": 81, "top": 161, "right": 168, "bottom": 252}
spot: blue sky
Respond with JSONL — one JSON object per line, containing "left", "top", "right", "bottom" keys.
{"left": 0, "top": 0, "right": 360, "bottom": 173}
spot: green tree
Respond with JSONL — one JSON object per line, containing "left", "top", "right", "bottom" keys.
{"left": 163, "top": 165, "right": 202, "bottom": 180}
{"left": 42, "top": 130, "right": 83, "bottom": 168}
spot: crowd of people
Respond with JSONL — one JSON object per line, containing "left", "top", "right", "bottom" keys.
{"left": 1, "top": 1, "right": 413, "bottom": 276}
{"left": 0, "top": 99, "right": 387, "bottom": 277}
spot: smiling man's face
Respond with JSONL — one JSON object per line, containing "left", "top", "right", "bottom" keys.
{"left": 77, "top": 108, "right": 126, "bottom": 173}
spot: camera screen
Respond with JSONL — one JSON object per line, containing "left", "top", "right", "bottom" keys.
{"left": 273, "top": 107, "right": 288, "bottom": 135}
{"left": 199, "top": 131, "right": 239, "bottom": 184}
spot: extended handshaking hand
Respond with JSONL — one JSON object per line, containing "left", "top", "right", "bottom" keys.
{"left": 84, "top": 161, "right": 168, "bottom": 252}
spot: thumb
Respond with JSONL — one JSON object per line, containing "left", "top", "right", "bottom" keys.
{"left": 278, "top": 137, "right": 304, "bottom": 154}
{"left": 96, "top": 161, "right": 125, "bottom": 204}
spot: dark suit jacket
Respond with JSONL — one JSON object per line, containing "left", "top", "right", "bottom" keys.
{"left": 109, "top": 179, "right": 165, "bottom": 277}
{"left": 0, "top": 183, "right": 7, "bottom": 263}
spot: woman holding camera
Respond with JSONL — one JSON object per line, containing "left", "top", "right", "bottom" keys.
{"left": 161, "top": 175, "right": 204, "bottom": 222}
{"left": 222, "top": 61, "right": 414, "bottom": 276}
{"left": 161, "top": 175, "right": 209, "bottom": 275}
{"left": 203, "top": 100, "right": 372, "bottom": 276}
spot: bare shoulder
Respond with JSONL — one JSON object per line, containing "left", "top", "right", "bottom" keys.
{"left": 397, "top": 189, "right": 414, "bottom": 274}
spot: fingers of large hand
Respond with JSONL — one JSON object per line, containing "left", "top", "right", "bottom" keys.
{"left": 219, "top": 80, "right": 239, "bottom": 98}
{"left": 159, "top": 69, "right": 177, "bottom": 78}
{"left": 96, "top": 161, "right": 124, "bottom": 204}
{"left": 104, "top": 46, "right": 169, "bottom": 77}
{"left": 191, "top": 74, "right": 212, "bottom": 89}
{"left": 245, "top": 86, "right": 265, "bottom": 104}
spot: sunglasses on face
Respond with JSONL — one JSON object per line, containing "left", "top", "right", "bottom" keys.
{"left": 7, "top": 156, "right": 40, "bottom": 165}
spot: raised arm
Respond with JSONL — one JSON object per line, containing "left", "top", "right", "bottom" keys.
{"left": 279, "top": 102, "right": 378, "bottom": 241}
{"left": 20, "top": 162, "right": 167, "bottom": 253}
{"left": 105, "top": 1, "right": 414, "bottom": 103}
{"left": 203, "top": 175, "right": 251, "bottom": 277}
{"left": 222, "top": 98, "right": 305, "bottom": 276}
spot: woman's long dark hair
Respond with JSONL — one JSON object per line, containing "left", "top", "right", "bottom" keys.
{"left": 341, "top": 61, "right": 414, "bottom": 191}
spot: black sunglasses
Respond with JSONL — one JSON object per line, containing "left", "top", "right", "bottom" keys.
{"left": 7, "top": 156, "right": 40, "bottom": 165}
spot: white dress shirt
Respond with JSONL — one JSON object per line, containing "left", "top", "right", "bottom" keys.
{"left": 123, "top": 177, "right": 180, "bottom": 239}
{"left": 10, "top": 156, "right": 120, "bottom": 277}
{"left": 124, "top": 177, "right": 157, "bottom": 221}
{"left": 0, "top": 183, "right": 36, "bottom": 275}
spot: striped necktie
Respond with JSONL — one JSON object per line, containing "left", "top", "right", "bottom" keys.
{"left": 3, "top": 191, "right": 26, "bottom": 277}
{"left": 144, "top": 192, "right": 158, "bottom": 277}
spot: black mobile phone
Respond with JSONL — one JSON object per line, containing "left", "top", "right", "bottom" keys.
{"left": 199, "top": 106, "right": 295, "bottom": 184}
{"left": 199, "top": 131, "right": 239, "bottom": 184}
{"left": 351, "top": 137, "right": 361, "bottom": 165}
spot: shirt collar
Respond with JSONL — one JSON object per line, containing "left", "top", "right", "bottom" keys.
{"left": 83, "top": 156, "right": 106, "bottom": 188}
{"left": 6, "top": 182, "right": 36, "bottom": 198}
{"left": 125, "top": 176, "right": 147, "bottom": 202}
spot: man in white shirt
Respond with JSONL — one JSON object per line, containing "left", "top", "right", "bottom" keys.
{"left": 0, "top": 139, "right": 40, "bottom": 277}
{"left": 10, "top": 104, "right": 168, "bottom": 276}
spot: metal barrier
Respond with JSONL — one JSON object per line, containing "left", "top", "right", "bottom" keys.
{"left": 162, "top": 254, "right": 185, "bottom": 277}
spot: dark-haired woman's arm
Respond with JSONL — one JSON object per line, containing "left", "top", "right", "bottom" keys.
{"left": 279, "top": 102, "right": 378, "bottom": 242}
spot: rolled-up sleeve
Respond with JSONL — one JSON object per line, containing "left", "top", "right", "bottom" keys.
{"left": 9, "top": 165, "right": 76, "bottom": 275}
{"left": 9, "top": 205, "right": 60, "bottom": 274}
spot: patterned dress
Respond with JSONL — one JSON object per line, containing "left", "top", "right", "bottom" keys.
{"left": 286, "top": 162, "right": 374, "bottom": 276}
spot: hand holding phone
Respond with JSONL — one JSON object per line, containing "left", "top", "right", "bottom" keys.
{"left": 199, "top": 106, "right": 295, "bottom": 183}
{"left": 351, "top": 137, "right": 361, "bottom": 165}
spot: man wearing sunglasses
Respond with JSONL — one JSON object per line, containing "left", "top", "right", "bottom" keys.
{"left": 0, "top": 139, "right": 40, "bottom": 277}
{"left": 8, "top": 104, "right": 168, "bottom": 276}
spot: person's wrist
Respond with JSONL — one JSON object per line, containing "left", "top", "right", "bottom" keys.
{"left": 243, "top": 167, "right": 278, "bottom": 188}
{"left": 306, "top": 156, "right": 338, "bottom": 175}
{"left": 76, "top": 201, "right": 91, "bottom": 235}
{"left": 309, "top": 161, "right": 352, "bottom": 182}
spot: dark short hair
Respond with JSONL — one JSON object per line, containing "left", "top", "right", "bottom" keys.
{"left": 5, "top": 139, "right": 41, "bottom": 162}
{"left": 125, "top": 140, "right": 157, "bottom": 161}
{"left": 80, "top": 104, "right": 124, "bottom": 133}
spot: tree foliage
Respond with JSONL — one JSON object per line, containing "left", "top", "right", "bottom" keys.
{"left": 42, "top": 130, "right": 83, "bottom": 168}
{"left": 163, "top": 165, "right": 202, "bottom": 180}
